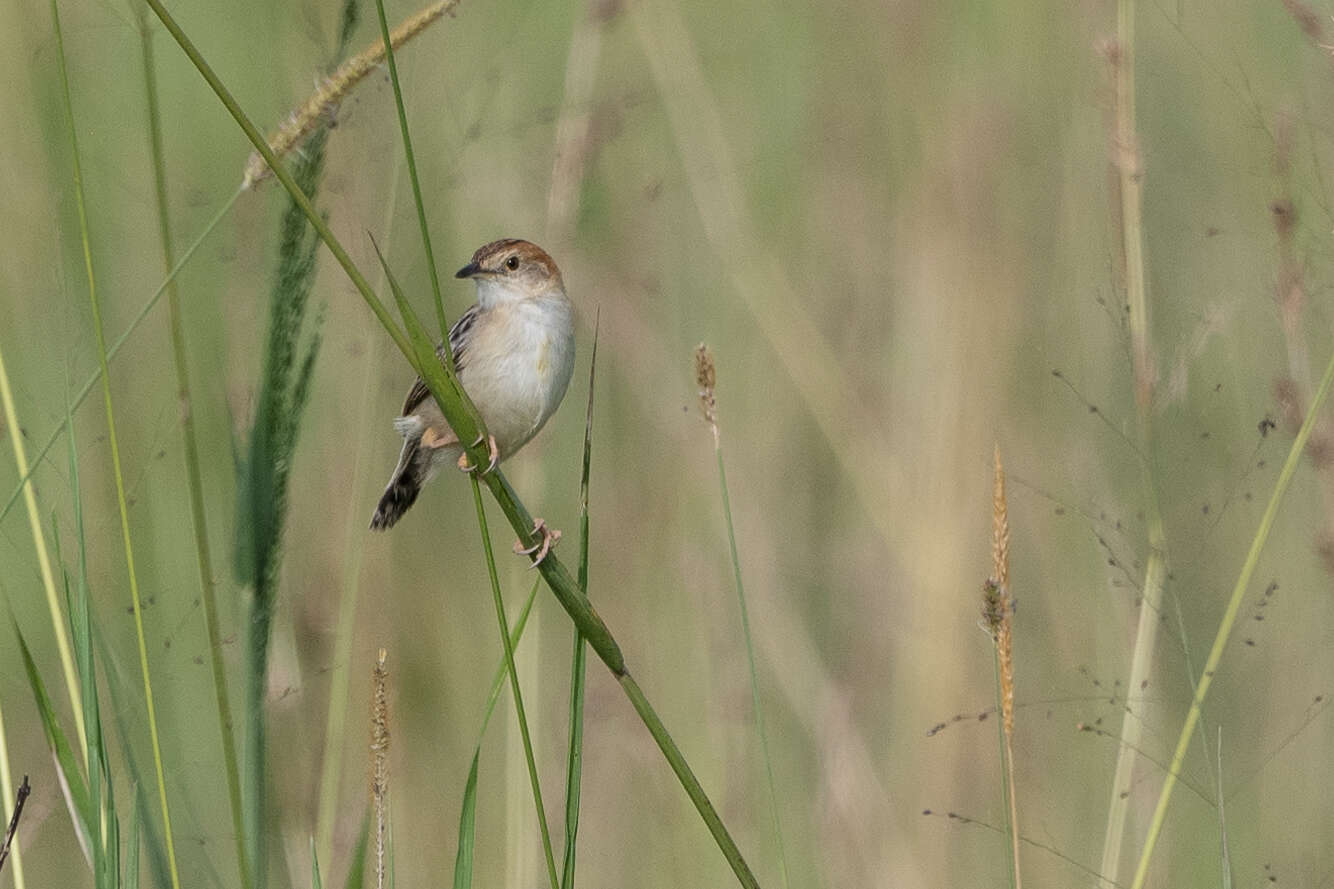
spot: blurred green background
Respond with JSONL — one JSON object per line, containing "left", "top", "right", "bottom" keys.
{"left": 4, "top": 0, "right": 1334, "bottom": 885}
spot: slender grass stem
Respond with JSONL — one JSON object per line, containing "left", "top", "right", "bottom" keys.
{"left": 1098, "top": 1, "right": 1169, "bottom": 884}
{"left": 134, "top": 12, "right": 247, "bottom": 889}
{"left": 561, "top": 315, "right": 598, "bottom": 889}
{"left": 371, "top": 0, "right": 449, "bottom": 342}
{"left": 1128, "top": 345, "right": 1334, "bottom": 887}
{"left": 139, "top": 6, "right": 761, "bottom": 881}
{"left": 468, "top": 478, "right": 560, "bottom": 889}
{"left": 0, "top": 192, "right": 237, "bottom": 527}
{"left": 713, "top": 438, "right": 789, "bottom": 889}
{"left": 49, "top": 2, "right": 180, "bottom": 886}
{"left": 990, "top": 649, "right": 1017, "bottom": 889}
{"left": 0, "top": 340, "right": 87, "bottom": 766}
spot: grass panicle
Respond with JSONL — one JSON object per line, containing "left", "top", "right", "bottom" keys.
{"left": 695, "top": 343, "right": 790, "bottom": 889}
{"left": 242, "top": 0, "right": 461, "bottom": 190}
{"left": 370, "top": 650, "right": 389, "bottom": 889}
{"left": 234, "top": 121, "right": 329, "bottom": 889}
{"left": 984, "top": 446, "right": 1020, "bottom": 889}
{"left": 50, "top": 1, "right": 180, "bottom": 884}
{"left": 141, "top": 4, "right": 760, "bottom": 881}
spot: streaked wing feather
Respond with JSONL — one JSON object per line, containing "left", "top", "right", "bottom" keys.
{"left": 400, "top": 304, "right": 481, "bottom": 415}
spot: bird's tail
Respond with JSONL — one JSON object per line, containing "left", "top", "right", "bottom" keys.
{"left": 370, "top": 439, "right": 429, "bottom": 531}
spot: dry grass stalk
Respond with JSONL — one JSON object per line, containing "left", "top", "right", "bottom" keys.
{"left": 370, "top": 648, "right": 390, "bottom": 889}
{"left": 242, "top": 0, "right": 461, "bottom": 190}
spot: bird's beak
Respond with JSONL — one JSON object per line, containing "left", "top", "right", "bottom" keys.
{"left": 455, "top": 261, "right": 482, "bottom": 279}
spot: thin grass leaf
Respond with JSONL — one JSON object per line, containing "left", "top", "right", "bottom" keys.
{"left": 451, "top": 751, "right": 480, "bottom": 889}
{"left": 312, "top": 838, "right": 324, "bottom": 889}
{"left": 134, "top": 11, "right": 249, "bottom": 884}
{"left": 49, "top": 2, "right": 181, "bottom": 883}
{"left": 561, "top": 315, "right": 598, "bottom": 889}
{"left": 126, "top": 799, "right": 141, "bottom": 889}
{"left": 13, "top": 622, "right": 93, "bottom": 851}
{"left": 343, "top": 811, "right": 371, "bottom": 889}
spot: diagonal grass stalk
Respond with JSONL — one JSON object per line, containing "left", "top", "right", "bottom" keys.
{"left": 561, "top": 315, "right": 598, "bottom": 889}
{"left": 0, "top": 191, "right": 237, "bottom": 527}
{"left": 138, "top": 5, "right": 760, "bottom": 882}
{"left": 134, "top": 9, "right": 248, "bottom": 888}
{"left": 49, "top": 3, "right": 181, "bottom": 885}
{"left": 0, "top": 337, "right": 87, "bottom": 765}
{"left": 1128, "top": 345, "right": 1334, "bottom": 887}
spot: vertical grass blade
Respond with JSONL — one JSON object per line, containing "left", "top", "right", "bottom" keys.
{"left": 468, "top": 477, "right": 560, "bottom": 889}
{"left": 49, "top": 2, "right": 180, "bottom": 885}
{"left": 134, "top": 10, "right": 248, "bottom": 887}
{"left": 695, "top": 345, "right": 789, "bottom": 889}
{"left": 560, "top": 314, "right": 598, "bottom": 889}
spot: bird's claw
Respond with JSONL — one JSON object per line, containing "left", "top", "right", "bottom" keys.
{"left": 457, "top": 434, "right": 500, "bottom": 475}
{"left": 513, "top": 518, "right": 561, "bottom": 567}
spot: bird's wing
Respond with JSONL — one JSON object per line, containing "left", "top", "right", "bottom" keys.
{"left": 400, "top": 304, "right": 481, "bottom": 416}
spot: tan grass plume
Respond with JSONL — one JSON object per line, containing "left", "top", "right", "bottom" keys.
{"left": 242, "top": 0, "right": 461, "bottom": 190}
{"left": 370, "top": 648, "right": 390, "bottom": 889}
{"left": 986, "top": 445, "right": 1021, "bottom": 888}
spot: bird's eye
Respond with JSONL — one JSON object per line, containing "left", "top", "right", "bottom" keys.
{"left": 505, "top": 256, "right": 520, "bottom": 271}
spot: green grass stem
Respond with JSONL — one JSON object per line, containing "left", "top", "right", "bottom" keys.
{"left": 139, "top": 6, "right": 760, "bottom": 882}
{"left": 560, "top": 315, "right": 598, "bottom": 889}
{"left": 468, "top": 477, "right": 560, "bottom": 889}
{"left": 1128, "top": 345, "right": 1334, "bottom": 887}
{"left": 371, "top": 0, "right": 450, "bottom": 343}
{"left": 991, "top": 648, "right": 1017, "bottom": 889}
{"left": 710, "top": 414, "right": 789, "bottom": 889}
{"left": 0, "top": 338, "right": 87, "bottom": 765}
{"left": 50, "top": 3, "right": 180, "bottom": 884}
{"left": 134, "top": 11, "right": 248, "bottom": 888}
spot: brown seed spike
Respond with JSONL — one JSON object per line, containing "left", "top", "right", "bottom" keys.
{"left": 695, "top": 343, "right": 718, "bottom": 434}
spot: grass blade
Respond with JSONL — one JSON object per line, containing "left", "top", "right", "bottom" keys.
{"left": 561, "top": 314, "right": 598, "bottom": 889}
{"left": 451, "top": 752, "right": 480, "bottom": 889}
{"left": 13, "top": 621, "right": 93, "bottom": 851}
{"left": 133, "top": 11, "right": 248, "bottom": 887}
{"left": 49, "top": 2, "right": 181, "bottom": 884}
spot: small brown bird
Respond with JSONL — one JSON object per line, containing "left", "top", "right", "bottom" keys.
{"left": 370, "top": 239, "right": 575, "bottom": 560}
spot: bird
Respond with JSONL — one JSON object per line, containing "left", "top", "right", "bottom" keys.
{"left": 369, "top": 238, "right": 575, "bottom": 562}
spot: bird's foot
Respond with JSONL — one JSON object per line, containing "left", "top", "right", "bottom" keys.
{"left": 513, "top": 518, "right": 561, "bottom": 567}
{"left": 457, "top": 434, "right": 500, "bottom": 475}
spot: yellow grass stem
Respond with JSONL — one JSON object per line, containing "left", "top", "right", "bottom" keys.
{"left": 0, "top": 700, "right": 26, "bottom": 889}
{"left": 0, "top": 340, "right": 87, "bottom": 767}
{"left": 990, "top": 447, "right": 1020, "bottom": 889}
